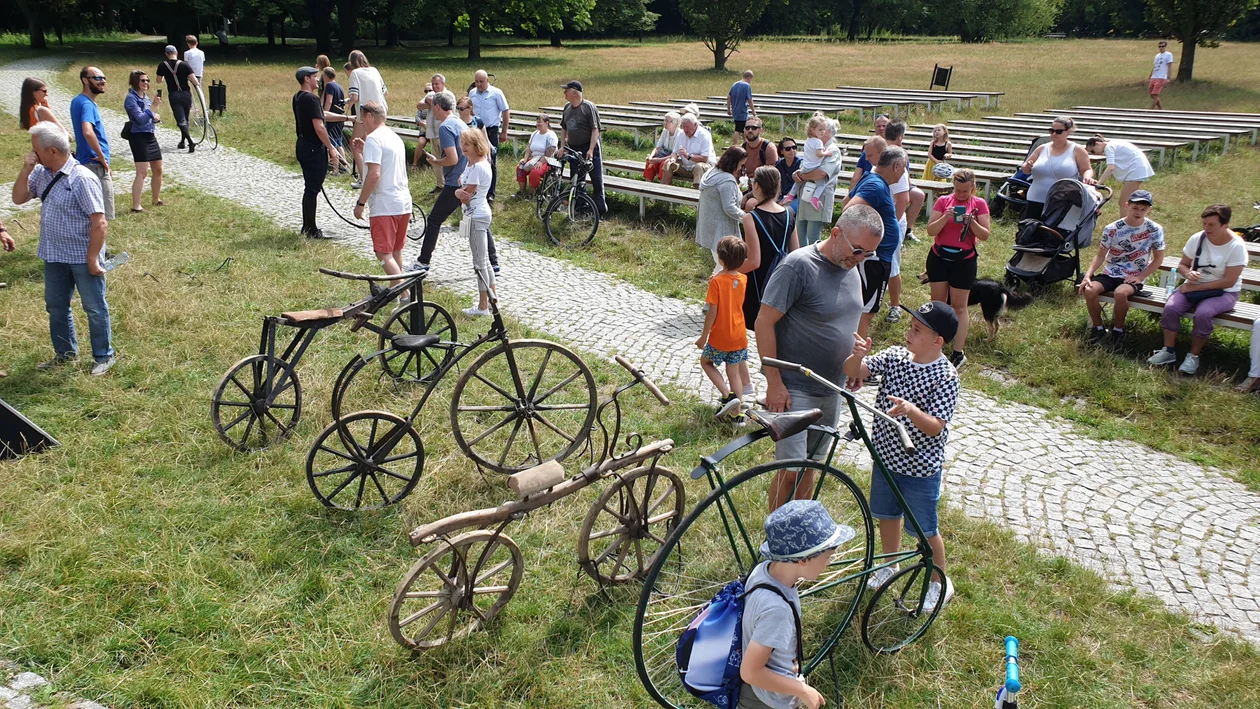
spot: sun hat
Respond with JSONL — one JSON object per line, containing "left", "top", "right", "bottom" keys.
{"left": 900, "top": 300, "right": 959, "bottom": 343}
{"left": 760, "top": 500, "right": 856, "bottom": 562}
{"left": 1128, "top": 189, "right": 1154, "bottom": 205}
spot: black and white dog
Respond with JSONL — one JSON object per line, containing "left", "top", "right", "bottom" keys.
{"left": 966, "top": 279, "right": 1034, "bottom": 338}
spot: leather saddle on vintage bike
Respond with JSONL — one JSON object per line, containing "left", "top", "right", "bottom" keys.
{"left": 753, "top": 408, "right": 823, "bottom": 442}
{"left": 391, "top": 334, "right": 441, "bottom": 352}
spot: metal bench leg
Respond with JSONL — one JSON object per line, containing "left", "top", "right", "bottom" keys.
{"left": 639, "top": 196, "right": 645, "bottom": 220}
{"left": 1191, "top": 141, "right": 1199, "bottom": 161}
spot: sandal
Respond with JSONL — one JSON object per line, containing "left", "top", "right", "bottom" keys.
{"left": 130, "top": 208, "right": 144, "bottom": 213}
{"left": 153, "top": 200, "right": 165, "bottom": 206}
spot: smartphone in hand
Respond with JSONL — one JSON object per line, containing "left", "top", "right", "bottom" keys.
{"left": 157, "top": 88, "right": 163, "bottom": 98}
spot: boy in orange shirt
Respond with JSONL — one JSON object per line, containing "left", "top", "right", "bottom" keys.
{"left": 696, "top": 235, "right": 750, "bottom": 419}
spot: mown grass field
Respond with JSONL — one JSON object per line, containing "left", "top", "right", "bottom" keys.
{"left": 1, "top": 105, "right": 1258, "bottom": 708}
{"left": 38, "top": 35, "right": 1260, "bottom": 486}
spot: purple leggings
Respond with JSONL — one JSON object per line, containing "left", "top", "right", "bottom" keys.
{"left": 1161, "top": 289, "right": 1240, "bottom": 339}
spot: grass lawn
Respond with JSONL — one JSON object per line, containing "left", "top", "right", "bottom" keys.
{"left": 1, "top": 105, "right": 1258, "bottom": 708}
{"left": 32, "top": 35, "right": 1260, "bottom": 486}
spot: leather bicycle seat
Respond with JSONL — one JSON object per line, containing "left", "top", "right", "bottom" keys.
{"left": 391, "top": 334, "right": 441, "bottom": 352}
{"left": 754, "top": 408, "right": 823, "bottom": 442}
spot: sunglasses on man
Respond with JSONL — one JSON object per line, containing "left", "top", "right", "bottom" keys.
{"left": 89, "top": 75, "right": 106, "bottom": 82}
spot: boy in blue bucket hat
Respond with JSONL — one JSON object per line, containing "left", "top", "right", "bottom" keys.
{"left": 740, "top": 500, "right": 854, "bottom": 709}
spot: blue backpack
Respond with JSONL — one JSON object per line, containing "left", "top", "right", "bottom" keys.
{"left": 675, "top": 578, "right": 803, "bottom": 708}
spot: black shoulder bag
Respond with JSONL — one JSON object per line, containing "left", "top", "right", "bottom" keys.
{"left": 1180, "top": 234, "right": 1227, "bottom": 304}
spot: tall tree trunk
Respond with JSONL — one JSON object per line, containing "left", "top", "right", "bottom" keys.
{"left": 15, "top": 0, "right": 48, "bottom": 49}
{"left": 386, "top": 17, "right": 399, "bottom": 47}
{"left": 267, "top": 16, "right": 275, "bottom": 46}
{"left": 551, "top": 30, "right": 562, "bottom": 47}
{"left": 310, "top": 0, "right": 332, "bottom": 54}
{"left": 847, "top": 0, "right": 862, "bottom": 41}
{"left": 468, "top": 3, "right": 482, "bottom": 60}
{"left": 712, "top": 39, "right": 727, "bottom": 71}
{"left": 337, "top": 0, "right": 358, "bottom": 51}
{"left": 448, "top": 20, "right": 455, "bottom": 47}
{"left": 55, "top": 14, "right": 64, "bottom": 45}
{"left": 281, "top": 15, "right": 288, "bottom": 45}
{"left": 1176, "top": 39, "right": 1196, "bottom": 81}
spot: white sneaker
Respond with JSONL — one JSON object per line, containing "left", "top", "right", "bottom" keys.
{"left": 866, "top": 564, "right": 899, "bottom": 590}
{"left": 90, "top": 356, "right": 116, "bottom": 376}
{"left": 1147, "top": 349, "right": 1177, "bottom": 366}
{"left": 921, "top": 576, "right": 954, "bottom": 614}
{"left": 463, "top": 306, "right": 491, "bottom": 317}
{"left": 1179, "top": 353, "right": 1201, "bottom": 375}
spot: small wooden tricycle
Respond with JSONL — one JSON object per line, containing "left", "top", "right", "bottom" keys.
{"left": 387, "top": 356, "right": 685, "bottom": 651}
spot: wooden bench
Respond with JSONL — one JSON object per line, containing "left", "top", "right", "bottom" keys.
{"left": 1048, "top": 109, "right": 1259, "bottom": 144}
{"left": 1071, "top": 105, "right": 1260, "bottom": 127}
{"left": 912, "top": 125, "right": 1182, "bottom": 166}
{"left": 775, "top": 89, "right": 951, "bottom": 113}
{"left": 602, "top": 170, "right": 854, "bottom": 220}
{"left": 1019, "top": 112, "right": 1253, "bottom": 149}
{"left": 388, "top": 124, "right": 530, "bottom": 157}
{"left": 619, "top": 102, "right": 800, "bottom": 131}
{"left": 513, "top": 110, "right": 652, "bottom": 147}
{"left": 1097, "top": 288, "right": 1260, "bottom": 332}
{"left": 701, "top": 95, "right": 893, "bottom": 122}
{"left": 834, "top": 85, "right": 1005, "bottom": 108}
{"left": 1157, "top": 255, "right": 1260, "bottom": 291}
{"left": 961, "top": 118, "right": 1219, "bottom": 160}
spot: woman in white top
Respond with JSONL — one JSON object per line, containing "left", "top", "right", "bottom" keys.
{"left": 1148, "top": 204, "right": 1249, "bottom": 376}
{"left": 644, "top": 111, "right": 680, "bottom": 183}
{"left": 1020, "top": 116, "right": 1093, "bottom": 220}
{"left": 457, "top": 128, "right": 496, "bottom": 316}
{"left": 1085, "top": 134, "right": 1154, "bottom": 206}
{"left": 516, "top": 113, "right": 558, "bottom": 195}
{"left": 346, "top": 50, "right": 388, "bottom": 185}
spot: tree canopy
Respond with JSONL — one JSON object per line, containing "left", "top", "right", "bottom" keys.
{"left": 1146, "top": 0, "right": 1260, "bottom": 79}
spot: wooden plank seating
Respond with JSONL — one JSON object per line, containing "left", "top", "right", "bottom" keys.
{"left": 388, "top": 123, "right": 530, "bottom": 157}
{"left": 833, "top": 85, "right": 1006, "bottom": 108}
{"left": 512, "top": 109, "right": 651, "bottom": 147}
{"left": 1072, "top": 106, "right": 1260, "bottom": 128}
{"left": 931, "top": 122, "right": 1184, "bottom": 163}
{"left": 965, "top": 117, "right": 1221, "bottom": 159}
{"left": 1247, "top": 241, "right": 1260, "bottom": 263}
{"left": 701, "top": 95, "right": 892, "bottom": 122}
{"left": 1097, "top": 288, "right": 1260, "bottom": 332}
{"left": 603, "top": 174, "right": 701, "bottom": 219}
{"left": 1017, "top": 112, "right": 1252, "bottom": 149}
{"left": 1157, "top": 255, "right": 1260, "bottom": 291}
{"left": 1048, "top": 109, "right": 1259, "bottom": 144}
{"left": 776, "top": 89, "right": 950, "bottom": 113}
{"left": 617, "top": 102, "right": 800, "bottom": 131}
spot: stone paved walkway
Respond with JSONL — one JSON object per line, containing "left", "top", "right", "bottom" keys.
{"left": 3, "top": 58, "right": 1259, "bottom": 652}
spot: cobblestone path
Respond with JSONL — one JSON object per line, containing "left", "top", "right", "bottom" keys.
{"left": 3, "top": 58, "right": 1258, "bottom": 660}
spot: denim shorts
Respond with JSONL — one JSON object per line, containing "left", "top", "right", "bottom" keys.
{"left": 701, "top": 344, "right": 748, "bottom": 366}
{"left": 868, "top": 464, "right": 941, "bottom": 538}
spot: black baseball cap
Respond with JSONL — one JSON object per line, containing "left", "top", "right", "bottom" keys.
{"left": 1128, "top": 189, "right": 1154, "bottom": 205}
{"left": 295, "top": 66, "right": 319, "bottom": 84}
{"left": 900, "top": 301, "right": 958, "bottom": 343}
{"left": 561, "top": 80, "right": 583, "bottom": 92}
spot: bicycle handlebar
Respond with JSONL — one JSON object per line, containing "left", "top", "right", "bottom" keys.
{"left": 760, "top": 357, "right": 916, "bottom": 454}
{"left": 1004, "top": 636, "right": 1021, "bottom": 694}
{"left": 318, "top": 267, "right": 428, "bottom": 282}
{"left": 614, "top": 355, "right": 670, "bottom": 406}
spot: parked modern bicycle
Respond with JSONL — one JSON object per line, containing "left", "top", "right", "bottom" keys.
{"left": 306, "top": 281, "right": 598, "bottom": 510}
{"left": 387, "top": 356, "right": 682, "bottom": 651}
{"left": 632, "top": 357, "right": 950, "bottom": 709}
{"left": 543, "top": 147, "right": 600, "bottom": 247}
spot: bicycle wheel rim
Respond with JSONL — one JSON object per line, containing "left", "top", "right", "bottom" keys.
{"left": 544, "top": 190, "right": 598, "bottom": 247}
{"left": 860, "top": 561, "right": 946, "bottom": 654}
{"left": 632, "top": 459, "right": 873, "bottom": 709}
{"left": 189, "top": 85, "right": 209, "bottom": 145}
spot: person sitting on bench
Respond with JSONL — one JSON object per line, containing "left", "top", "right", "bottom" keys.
{"left": 1078, "top": 190, "right": 1165, "bottom": 348}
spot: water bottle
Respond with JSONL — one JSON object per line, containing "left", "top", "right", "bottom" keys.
{"left": 102, "top": 251, "right": 130, "bottom": 272}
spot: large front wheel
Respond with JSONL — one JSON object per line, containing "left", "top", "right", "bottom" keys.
{"left": 544, "top": 189, "right": 599, "bottom": 247}
{"left": 632, "top": 459, "right": 874, "bottom": 709}
{"left": 450, "top": 340, "right": 597, "bottom": 473}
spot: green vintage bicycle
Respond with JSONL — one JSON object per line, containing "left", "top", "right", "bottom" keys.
{"left": 632, "top": 357, "right": 951, "bottom": 709}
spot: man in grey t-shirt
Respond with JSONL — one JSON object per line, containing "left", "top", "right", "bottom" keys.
{"left": 559, "top": 80, "right": 607, "bottom": 214}
{"left": 755, "top": 205, "right": 884, "bottom": 511}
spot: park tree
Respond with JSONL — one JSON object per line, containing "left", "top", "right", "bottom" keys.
{"left": 1146, "top": 0, "right": 1260, "bottom": 80}
{"left": 932, "top": 0, "right": 1060, "bottom": 42}
{"left": 590, "top": 0, "right": 659, "bottom": 35}
{"left": 680, "top": 0, "right": 769, "bottom": 71}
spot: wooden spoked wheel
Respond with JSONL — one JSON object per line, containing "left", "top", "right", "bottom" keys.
{"left": 450, "top": 340, "right": 597, "bottom": 474}
{"left": 211, "top": 354, "right": 302, "bottom": 452}
{"left": 388, "top": 530, "right": 524, "bottom": 651}
{"left": 577, "top": 466, "right": 686, "bottom": 585}
{"left": 377, "top": 300, "right": 456, "bottom": 383}
{"left": 305, "top": 411, "right": 424, "bottom": 510}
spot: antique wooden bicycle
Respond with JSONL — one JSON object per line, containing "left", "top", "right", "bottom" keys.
{"left": 210, "top": 267, "right": 455, "bottom": 452}
{"left": 387, "top": 356, "right": 685, "bottom": 651}
{"left": 305, "top": 284, "right": 599, "bottom": 510}
{"left": 633, "top": 358, "right": 949, "bottom": 709}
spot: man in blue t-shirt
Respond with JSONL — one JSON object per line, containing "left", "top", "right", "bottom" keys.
{"left": 843, "top": 146, "right": 906, "bottom": 338}
{"left": 70, "top": 65, "right": 115, "bottom": 221}
{"left": 415, "top": 93, "right": 468, "bottom": 271}
{"left": 726, "top": 70, "right": 756, "bottom": 133}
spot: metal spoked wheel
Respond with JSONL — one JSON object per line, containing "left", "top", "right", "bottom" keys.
{"left": 189, "top": 85, "right": 210, "bottom": 146}
{"left": 449, "top": 340, "right": 598, "bottom": 473}
{"left": 534, "top": 168, "right": 564, "bottom": 219}
{"left": 577, "top": 466, "right": 686, "bottom": 586}
{"left": 305, "top": 410, "right": 424, "bottom": 510}
{"left": 388, "top": 530, "right": 524, "bottom": 651}
{"left": 544, "top": 189, "right": 599, "bottom": 247}
{"left": 211, "top": 354, "right": 302, "bottom": 452}
{"left": 860, "top": 561, "right": 946, "bottom": 654}
{"left": 205, "top": 123, "right": 218, "bottom": 150}
{"left": 377, "top": 300, "right": 456, "bottom": 383}
{"left": 407, "top": 204, "right": 428, "bottom": 241}
{"left": 633, "top": 460, "right": 874, "bottom": 709}
{"left": 322, "top": 182, "right": 370, "bottom": 230}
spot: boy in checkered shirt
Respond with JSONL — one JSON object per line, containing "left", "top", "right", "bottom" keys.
{"left": 842, "top": 300, "right": 960, "bottom": 613}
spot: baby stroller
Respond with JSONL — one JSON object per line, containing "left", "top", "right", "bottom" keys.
{"left": 1004, "top": 178, "right": 1111, "bottom": 288}
{"left": 989, "top": 136, "right": 1050, "bottom": 220}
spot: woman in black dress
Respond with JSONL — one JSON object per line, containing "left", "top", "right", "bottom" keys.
{"left": 124, "top": 69, "right": 163, "bottom": 212}
{"left": 739, "top": 166, "right": 799, "bottom": 329}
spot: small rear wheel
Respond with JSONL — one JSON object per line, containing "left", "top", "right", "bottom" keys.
{"left": 211, "top": 354, "right": 302, "bottom": 451}
{"left": 577, "top": 466, "right": 685, "bottom": 585}
{"left": 544, "top": 190, "right": 599, "bottom": 247}
{"left": 305, "top": 410, "right": 424, "bottom": 510}
{"left": 860, "top": 561, "right": 947, "bottom": 654}
{"left": 408, "top": 204, "right": 427, "bottom": 241}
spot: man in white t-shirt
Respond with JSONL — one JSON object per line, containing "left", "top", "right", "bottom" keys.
{"left": 184, "top": 35, "right": 205, "bottom": 82}
{"left": 661, "top": 114, "right": 713, "bottom": 185}
{"left": 1148, "top": 40, "right": 1174, "bottom": 110}
{"left": 352, "top": 102, "right": 412, "bottom": 287}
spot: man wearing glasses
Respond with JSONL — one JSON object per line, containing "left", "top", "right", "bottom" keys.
{"left": 1148, "top": 40, "right": 1174, "bottom": 110}
{"left": 738, "top": 117, "right": 778, "bottom": 210}
{"left": 71, "top": 66, "right": 114, "bottom": 221}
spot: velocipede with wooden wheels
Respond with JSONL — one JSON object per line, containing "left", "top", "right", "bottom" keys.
{"left": 387, "top": 356, "right": 684, "bottom": 651}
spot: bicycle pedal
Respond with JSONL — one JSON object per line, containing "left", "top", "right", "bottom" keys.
{"left": 843, "top": 422, "right": 860, "bottom": 442}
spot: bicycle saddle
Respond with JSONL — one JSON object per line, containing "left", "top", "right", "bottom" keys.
{"left": 754, "top": 408, "right": 823, "bottom": 442}
{"left": 391, "top": 334, "right": 441, "bottom": 352}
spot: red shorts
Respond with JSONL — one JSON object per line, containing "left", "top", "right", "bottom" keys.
{"left": 370, "top": 213, "right": 410, "bottom": 254}
{"left": 1147, "top": 78, "right": 1167, "bottom": 96}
